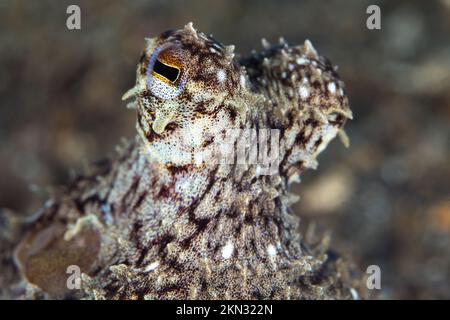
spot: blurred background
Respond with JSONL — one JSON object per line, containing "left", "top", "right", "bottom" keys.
{"left": 0, "top": 0, "right": 449, "bottom": 299}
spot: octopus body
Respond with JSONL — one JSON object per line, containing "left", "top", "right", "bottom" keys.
{"left": 0, "top": 23, "right": 358, "bottom": 299}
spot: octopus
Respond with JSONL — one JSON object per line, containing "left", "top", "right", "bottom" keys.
{"left": 0, "top": 23, "right": 360, "bottom": 299}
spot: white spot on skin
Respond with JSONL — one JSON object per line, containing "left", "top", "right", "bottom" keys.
{"left": 350, "top": 288, "right": 360, "bottom": 300}
{"left": 240, "top": 75, "right": 247, "bottom": 88}
{"left": 328, "top": 82, "right": 336, "bottom": 94}
{"left": 296, "top": 57, "right": 308, "bottom": 65}
{"left": 101, "top": 204, "right": 113, "bottom": 224}
{"left": 212, "top": 42, "right": 222, "bottom": 50}
{"left": 287, "top": 88, "right": 294, "bottom": 98}
{"left": 299, "top": 85, "right": 310, "bottom": 99}
{"left": 221, "top": 241, "right": 234, "bottom": 259}
{"left": 255, "top": 164, "right": 262, "bottom": 178}
{"left": 217, "top": 69, "right": 226, "bottom": 84}
{"left": 144, "top": 261, "right": 159, "bottom": 272}
{"left": 267, "top": 244, "right": 277, "bottom": 257}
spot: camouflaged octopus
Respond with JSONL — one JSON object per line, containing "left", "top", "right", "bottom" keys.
{"left": 0, "top": 23, "right": 359, "bottom": 299}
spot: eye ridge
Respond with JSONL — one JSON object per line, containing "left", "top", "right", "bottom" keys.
{"left": 152, "top": 59, "right": 180, "bottom": 83}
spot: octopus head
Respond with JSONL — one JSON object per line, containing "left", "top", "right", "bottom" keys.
{"left": 123, "top": 23, "right": 252, "bottom": 167}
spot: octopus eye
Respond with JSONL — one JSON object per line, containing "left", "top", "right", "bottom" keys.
{"left": 147, "top": 45, "right": 187, "bottom": 100}
{"left": 153, "top": 59, "right": 180, "bottom": 83}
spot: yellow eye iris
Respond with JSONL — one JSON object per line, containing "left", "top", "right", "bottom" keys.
{"left": 151, "top": 50, "right": 181, "bottom": 85}
{"left": 147, "top": 45, "right": 187, "bottom": 100}
{"left": 152, "top": 59, "right": 180, "bottom": 84}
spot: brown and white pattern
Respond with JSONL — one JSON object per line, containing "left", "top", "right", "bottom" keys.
{"left": 1, "top": 23, "right": 359, "bottom": 299}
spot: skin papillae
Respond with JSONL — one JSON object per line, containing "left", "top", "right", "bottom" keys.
{"left": 0, "top": 23, "right": 359, "bottom": 299}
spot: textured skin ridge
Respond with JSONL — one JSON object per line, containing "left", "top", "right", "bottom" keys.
{"left": 0, "top": 24, "right": 360, "bottom": 299}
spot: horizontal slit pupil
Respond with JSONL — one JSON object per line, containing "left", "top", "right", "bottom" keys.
{"left": 153, "top": 59, "right": 180, "bottom": 83}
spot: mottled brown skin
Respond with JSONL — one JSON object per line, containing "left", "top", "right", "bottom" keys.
{"left": 0, "top": 24, "right": 360, "bottom": 299}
